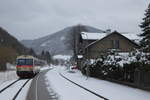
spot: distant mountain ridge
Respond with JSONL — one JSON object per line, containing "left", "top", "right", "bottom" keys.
{"left": 21, "top": 25, "right": 104, "bottom": 55}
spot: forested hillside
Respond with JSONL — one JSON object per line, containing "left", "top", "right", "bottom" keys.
{"left": 0, "top": 27, "right": 28, "bottom": 70}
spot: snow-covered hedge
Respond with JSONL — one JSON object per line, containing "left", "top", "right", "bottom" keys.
{"left": 81, "top": 50, "right": 150, "bottom": 81}
{"left": 103, "top": 50, "right": 150, "bottom": 67}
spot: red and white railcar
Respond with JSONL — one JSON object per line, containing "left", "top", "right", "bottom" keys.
{"left": 16, "top": 55, "right": 41, "bottom": 78}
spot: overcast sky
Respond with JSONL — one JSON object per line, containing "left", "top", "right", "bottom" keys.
{"left": 0, "top": 0, "right": 149, "bottom": 40}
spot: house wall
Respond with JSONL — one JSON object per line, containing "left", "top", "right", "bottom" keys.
{"left": 86, "top": 33, "right": 138, "bottom": 59}
{"left": 80, "top": 40, "right": 95, "bottom": 53}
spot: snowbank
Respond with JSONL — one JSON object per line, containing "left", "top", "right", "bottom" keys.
{"left": 59, "top": 66, "right": 150, "bottom": 100}
{"left": 0, "top": 71, "right": 18, "bottom": 85}
{"left": 45, "top": 66, "right": 102, "bottom": 100}
{"left": 53, "top": 55, "right": 71, "bottom": 60}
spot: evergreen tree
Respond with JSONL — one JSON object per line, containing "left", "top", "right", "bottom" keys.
{"left": 28, "top": 48, "right": 36, "bottom": 57}
{"left": 45, "top": 51, "right": 52, "bottom": 63}
{"left": 40, "top": 50, "right": 45, "bottom": 60}
{"left": 39, "top": 50, "right": 52, "bottom": 64}
{"left": 140, "top": 4, "right": 150, "bottom": 52}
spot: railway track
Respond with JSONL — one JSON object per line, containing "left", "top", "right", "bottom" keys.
{"left": 0, "top": 79, "right": 31, "bottom": 100}
{"left": 0, "top": 79, "right": 20, "bottom": 93}
{"left": 59, "top": 73, "right": 109, "bottom": 100}
{"left": 12, "top": 79, "right": 31, "bottom": 100}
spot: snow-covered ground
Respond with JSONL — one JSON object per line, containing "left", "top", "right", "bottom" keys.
{"left": 40, "top": 64, "right": 53, "bottom": 71}
{"left": 0, "top": 70, "right": 18, "bottom": 84}
{"left": 0, "top": 79, "right": 32, "bottom": 100}
{"left": 0, "top": 64, "right": 18, "bottom": 85}
{"left": 0, "top": 65, "right": 51, "bottom": 100}
{"left": 0, "top": 69, "right": 32, "bottom": 100}
{"left": 46, "top": 66, "right": 150, "bottom": 100}
{"left": 16, "top": 80, "right": 32, "bottom": 100}
{"left": 45, "top": 66, "right": 102, "bottom": 100}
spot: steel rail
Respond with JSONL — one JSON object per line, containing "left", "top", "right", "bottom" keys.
{"left": 0, "top": 79, "right": 20, "bottom": 93}
{"left": 12, "top": 79, "right": 31, "bottom": 100}
{"left": 59, "top": 73, "right": 109, "bottom": 100}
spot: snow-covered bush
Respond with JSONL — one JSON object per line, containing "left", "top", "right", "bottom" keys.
{"left": 83, "top": 49, "right": 150, "bottom": 81}
{"left": 128, "top": 50, "right": 150, "bottom": 72}
{"left": 89, "top": 57, "right": 107, "bottom": 79}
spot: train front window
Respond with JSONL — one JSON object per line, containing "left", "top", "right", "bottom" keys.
{"left": 17, "top": 59, "right": 33, "bottom": 65}
{"left": 17, "top": 59, "right": 25, "bottom": 65}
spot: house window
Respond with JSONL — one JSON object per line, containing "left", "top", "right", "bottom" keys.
{"left": 111, "top": 40, "right": 120, "bottom": 49}
{"left": 114, "top": 40, "right": 120, "bottom": 49}
{"left": 111, "top": 40, "right": 113, "bottom": 48}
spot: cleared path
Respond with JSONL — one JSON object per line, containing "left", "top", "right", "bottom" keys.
{"left": 26, "top": 70, "right": 56, "bottom": 100}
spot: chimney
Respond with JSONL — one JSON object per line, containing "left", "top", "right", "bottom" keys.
{"left": 106, "top": 29, "right": 111, "bottom": 33}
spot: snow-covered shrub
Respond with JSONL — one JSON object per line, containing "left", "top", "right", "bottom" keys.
{"left": 81, "top": 56, "right": 107, "bottom": 79}
{"left": 82, "top": 49, "right": 150, "bottom": 81}
{"left": 128, "top": 50, "right": 150, "bottom": 72}
{"left": 89, "top": 58, "right": 106, "bottom": 79}
{"left": 102, "top": 53, "right": 124, "bottom": 80}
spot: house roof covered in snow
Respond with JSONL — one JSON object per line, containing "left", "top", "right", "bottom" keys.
{"left": 81, "top": 32, "right": 106, "bottom": 40}
{"left": 81, "top": 31, "right": 141, "bottom": 41}
{"left": 81, "top": 31, "right": 142, "bottom": 44}
{"left": 121, "top": 33, "right": 142, "bottom": 44}
{"left": 83, "top": 31, "right": 141, "bottom": 49}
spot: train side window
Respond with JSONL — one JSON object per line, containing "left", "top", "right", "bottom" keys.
{"left": 26, "top": 59, "right": 33, "bottom": 65}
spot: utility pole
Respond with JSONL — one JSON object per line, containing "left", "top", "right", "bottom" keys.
{"left": 82, "top": 32, "right": 89, "bottom": 79}
{"left": 85, "top": 34, "right": 89, "bottom": 80}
